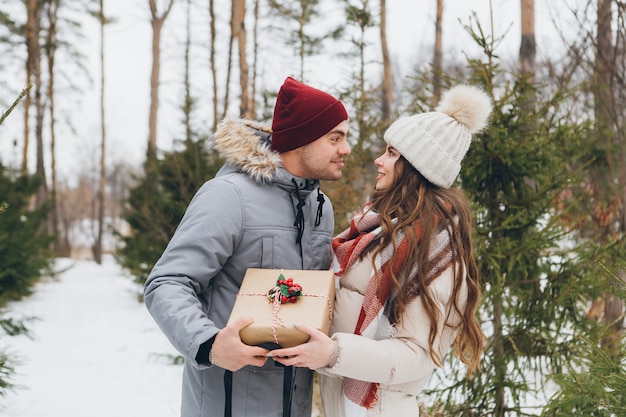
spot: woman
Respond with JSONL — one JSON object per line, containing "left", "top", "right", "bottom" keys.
{"left": 271, "top": 84, "right": 491, "bottom": 416}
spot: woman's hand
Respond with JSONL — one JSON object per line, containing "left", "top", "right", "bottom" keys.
{"left": 269, "top": 323, "right": 335, "bottom": 369}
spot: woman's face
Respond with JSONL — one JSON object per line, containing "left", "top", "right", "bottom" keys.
{"left": 374, "top": 145, "right": 401, "bottom": 191}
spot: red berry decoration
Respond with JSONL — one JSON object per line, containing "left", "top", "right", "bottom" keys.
{"left": 267, "top": 273, "right": 303, "bottom": 304}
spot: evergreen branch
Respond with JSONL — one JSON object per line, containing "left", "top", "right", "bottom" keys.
{"left": 595, "top": 259, "right": 626, "bottom": 287}
{"left": 0, "top": 84, "right": 32, "bottom": 126}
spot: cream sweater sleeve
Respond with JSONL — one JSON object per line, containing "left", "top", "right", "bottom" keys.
{"left": 321, "top": 266, "right": 465, "bottom": 385}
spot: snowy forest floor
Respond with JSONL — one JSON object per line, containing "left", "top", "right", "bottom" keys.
{"left": 0, "top": 255, "right": 324, "bottom": 417}
{"left": 0, "top": 256, "right": 183, "bottom": 417}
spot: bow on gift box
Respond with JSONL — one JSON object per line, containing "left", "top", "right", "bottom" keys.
{"left": 267, "top": 274, "right": 303, "bottom": 304}
{"left": 266, "top": 274, "right": 303, "bottom": 344}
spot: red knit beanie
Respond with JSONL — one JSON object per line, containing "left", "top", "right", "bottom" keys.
{"left": 271, "top": 77, "right": 348, "bottom": 153}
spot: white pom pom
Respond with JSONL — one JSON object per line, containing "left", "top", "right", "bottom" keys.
{"left": 435, "top": 85, "right": 492, "bottom": 133}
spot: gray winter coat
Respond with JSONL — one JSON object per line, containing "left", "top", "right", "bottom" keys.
{"left": 144, "top": 119, "right": 335, "bottom": 417}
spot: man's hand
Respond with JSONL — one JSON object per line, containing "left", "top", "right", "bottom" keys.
{"left": 211, "top": 317, "right": 270, "bottom": 371}
{"left": 269, "top": 323, "right": 334, "bottom": 370}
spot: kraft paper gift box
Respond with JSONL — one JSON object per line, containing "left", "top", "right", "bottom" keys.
{"left": 227, "top": 268, "right": 335, "bottom": 348}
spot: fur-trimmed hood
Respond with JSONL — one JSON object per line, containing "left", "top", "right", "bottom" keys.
{"left": 212, "top": 118, "right": 282, "bottom": 182}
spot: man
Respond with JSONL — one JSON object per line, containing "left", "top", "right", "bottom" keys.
{"left": 144, "top": 76, "right": 350, "bottom": 417}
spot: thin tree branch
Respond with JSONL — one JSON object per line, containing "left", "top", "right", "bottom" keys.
{"left": 0, "top": 84, "right": 32, "bottom": 127}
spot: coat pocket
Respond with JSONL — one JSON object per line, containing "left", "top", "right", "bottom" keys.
{"left": 261, "top": 236, "right": 274, "bottom": 268}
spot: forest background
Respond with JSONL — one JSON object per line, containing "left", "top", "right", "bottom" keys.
{"left": 1, "top": 0, "right": 626, "bottom": 416}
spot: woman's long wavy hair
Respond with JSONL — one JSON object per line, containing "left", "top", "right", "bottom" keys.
{"left": 366, "top": 156, "right": 485, "bottom": 376}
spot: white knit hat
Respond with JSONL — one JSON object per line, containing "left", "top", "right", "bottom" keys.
{"left": 384, "top": 84, "right": 492, "bottom": 188}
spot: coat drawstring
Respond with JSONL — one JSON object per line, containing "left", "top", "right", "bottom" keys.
{"left": 315, "top": 188, "right": 325, "bottom": 226}
{"left": 292, "top": 181, "right": 326, "bottom": 243}
{"left": 292, "top": 179, "right": 306, "bottom": 245}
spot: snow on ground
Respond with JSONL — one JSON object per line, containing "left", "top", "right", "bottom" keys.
{"left": 0, "top": 255, "right": 183, "bottom": 417}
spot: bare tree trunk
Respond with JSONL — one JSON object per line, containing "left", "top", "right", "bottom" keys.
{"left": 298, "top": 8, "right": 305, "bottom": 81}
{"left": 94, "top": 0, "right": 107, "bottom": 264}
{"left": 233, "top": 0, "right": 250, "bottom": 119}
{"left": 26, "top": 0, "right": 48, "bottom": 208}
{"left": 222, "top": 0, "right": 236, "bottom": 120}
{"left": 183, "top": 0, "right": 193, "bottom": 145}
{"left": 22, "top": 0, "right": 37, "bottom": 176}
{"left": 618, "top": 4, "right": 626, "bottom": 235}
{"left": 519, "top": 0, "right": 536, "bottom": 75}
{"left": 148, "top": 19, "right": 163, "bottom": 161}
{"left": 46, "top": 0, "right": 70, "bottom": 256}
{"left": 209, "top": 0, "right": 218, "bottom": 131}
{"left": 432, "top": 0, "right": 443, "bottom": 105}
{"left": 493, "top": 291, "right": 505, "bottom": 417}
{"left": 33, "top": 8, "right": 47, "bottom": 208}
{"left": 147, "top": 0, "right": 175, "bottom": 162}
{"left": 519, "top": 0, "right": 536, "bottom": 126}
{"left": 594, "top": 0, "right": 624, "bottom": 354}
{"left": 615, "top": 2, "right": 626, "bottom": 237}
{"left": 22, "top": 71, "right": 31, "bottom": 176}
{"left": 56, "top": 180, "right": 73, "bottom": 257}
{"left": 595, "top": 0, "right": 613, "bottom": 156}
{"left": 380, "top": 0, "right": 392, "bottom": 123}
{"left": 250, "top": 0, "right": 260, "bottom": 119}
{"left": 34, "top": 85, "right": 47, "bottom": 209}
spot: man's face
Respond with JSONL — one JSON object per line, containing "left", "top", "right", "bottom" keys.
{"left": 295, "top": 120, "right": 351, "bottom": 180}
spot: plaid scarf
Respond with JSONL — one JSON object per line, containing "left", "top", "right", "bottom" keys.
{"left": 331, "top": 206, "right": 453, "bottom": 414}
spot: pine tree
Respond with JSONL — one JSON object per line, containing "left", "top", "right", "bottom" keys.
{"left": 0, "top": 166, "right": 54, "bottom": 305}
{"left": 267, "top": 0, "right": 343, "bottom": 81}
{"left": 322, "top": 0, "right": 384, "bottom": 234}
{"left": 0, "top": 199, "right": 11, "bottom": 398}
{"left": 0, "top": 86, "right": 52, "bottom": 397}
{"left": 417, "top": 18, "right": 625, "bottom": 417}
{"left": 0, "top": 84, "right": 39, "bottom": 397}
{"left": 117, "top": 11, "right": 224, "bottom": 285}
{"left": 538, "top": 242, "right": 626, "bottom": 416}
{"left": 0, "top": 86, "right": 53, "bottom": 303}
{"left": 542, "top": 331, "right": 626, "bottom": 416}
{"left": 0, "top": 302, "right": 29, "bottom": 399}
{"left": 115, "top": 137, "right": 222, "bottom": 284}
